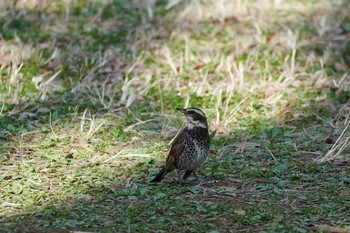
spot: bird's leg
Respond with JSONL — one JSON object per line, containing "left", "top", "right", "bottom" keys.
{"left": 175, "top": 169, "right": 182, "bottom": 185}
{"left": 192, "top": 171, "right": 200, "bottom": 182}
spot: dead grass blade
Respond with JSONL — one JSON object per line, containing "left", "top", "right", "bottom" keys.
{"left": 316, "top": 119, "right": 350, "bottom": 163}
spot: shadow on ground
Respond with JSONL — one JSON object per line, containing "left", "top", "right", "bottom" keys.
{"left": 1, "top": 1, "right": 350, "bottom": 232}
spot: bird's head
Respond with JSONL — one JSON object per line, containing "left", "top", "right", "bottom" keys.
{"left": 176, "top": 107, "right": 208, "bottom": 129}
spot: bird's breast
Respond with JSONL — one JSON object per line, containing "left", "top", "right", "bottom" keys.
{"left": 175, "top": 138, "right": 208, "bottom": 170}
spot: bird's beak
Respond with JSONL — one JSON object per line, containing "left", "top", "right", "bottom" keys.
{"left": 176, "top": 108, "right": 187, "bottom": 115}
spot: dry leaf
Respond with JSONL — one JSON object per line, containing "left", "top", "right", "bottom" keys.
{"left": 275, "top": 108, "right": 293, "bottom": 117}
{"left": 0, "top": 54, "right": 11, "bottom": 66}
{"left": 234, "top": 210, "right": 246, "bottom": 215}
{"left": 75, "top": 140, "right": 89, "bottom": 149}
{"left": 268, "top": 33, "right": 282, "bottom": 46}
{"left": 223, "top": 186, "right": 237, "bottom": 192}
{"left": 288, "top": 100, "right": 297, "bottom": 107}
{"left": 340, "top": 189, "right": 350, "bottom": 196}
{"left": 194, "top": 64, "right": 206, "bottom": 70}
{"left": 65, "top": 152, "right": 74, "bottom": 159}
{"left": 334, "top": 62, "right": 347, "bottom": 71}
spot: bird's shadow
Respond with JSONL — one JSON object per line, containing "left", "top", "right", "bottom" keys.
{"left": 149, "top": 178, "right": 220, "bottom": 186}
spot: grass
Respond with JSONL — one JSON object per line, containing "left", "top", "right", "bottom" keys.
{"left": 1, "top": 0, "right": 350, "bottom": 232}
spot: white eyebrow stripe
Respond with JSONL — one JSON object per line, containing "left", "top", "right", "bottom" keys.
{"left": 187, "top": 118, "right": 208, "bottom": 129}
{"left": 187, "top": 108, "right": 205, "bottom": 117}
{"left": 198, "top": 122, "right": 208, "bottom": 128}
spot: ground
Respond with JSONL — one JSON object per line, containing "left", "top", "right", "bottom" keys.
{"left": 0, "top": 0, "right": 350, "bottom": 232}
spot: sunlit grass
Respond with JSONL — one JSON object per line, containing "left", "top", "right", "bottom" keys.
{"left": 0, "top": 0, "right": 350, "bottom": 232}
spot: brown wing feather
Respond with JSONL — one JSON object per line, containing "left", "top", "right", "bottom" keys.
{"left": 150, "top": 131, "right": 186, "bottom": 182}
{"left": 165, "top": 131, "right": 186, "bottom": 168}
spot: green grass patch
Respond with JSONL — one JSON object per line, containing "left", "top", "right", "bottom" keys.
{"left": 1, "top": 0, "right": 350, "bottom": 232}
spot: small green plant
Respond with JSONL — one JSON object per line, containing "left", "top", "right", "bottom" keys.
{"left": 1, "top": 0, "right": 350, "bottom": 232}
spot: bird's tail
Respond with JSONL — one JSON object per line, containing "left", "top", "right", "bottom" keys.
{"left": 150, "top": 167, "right": 168, "bottom": 182}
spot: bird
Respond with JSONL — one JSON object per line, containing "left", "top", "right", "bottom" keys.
{"left": 151, "top": 107, "right": 210, "bottom": 184}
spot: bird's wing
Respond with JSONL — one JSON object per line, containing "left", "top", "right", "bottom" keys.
{"left": 165, "top": 131, "right": 186, "bottom": 166}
